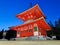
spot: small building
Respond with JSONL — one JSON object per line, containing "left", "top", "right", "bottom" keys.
{"left": 10, "top": 4, "right": 51, "bottom": 38}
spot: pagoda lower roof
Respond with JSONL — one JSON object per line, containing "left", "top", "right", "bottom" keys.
{"left": 10, "top": 17, "right": 51, "bottom": 31}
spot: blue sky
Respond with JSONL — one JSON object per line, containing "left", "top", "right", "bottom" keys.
{"left": 0, "top": 0, "right": 60, "bottom": 30}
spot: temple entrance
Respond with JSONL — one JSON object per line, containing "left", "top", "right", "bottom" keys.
{"left": 17, "top": 30, "right": 20, "bottom": 38}
{"left": 34, "top": 27, "right": 38, "bottom": 36}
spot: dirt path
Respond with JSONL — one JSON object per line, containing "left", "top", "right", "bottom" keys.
{"left": 0, "top": 40, "right": 60, "bottom": 45}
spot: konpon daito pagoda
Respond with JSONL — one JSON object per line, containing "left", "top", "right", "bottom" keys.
{"left": 9, "top": 4, "right": 51, "bottom": 38}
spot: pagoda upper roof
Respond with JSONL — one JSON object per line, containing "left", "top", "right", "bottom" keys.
{"left": 16, "top": 4, "right": 46, "bottom": 22}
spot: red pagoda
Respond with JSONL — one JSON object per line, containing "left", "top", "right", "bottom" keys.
{"left": 10, "top": 4, "right": 51, "bottom": 38}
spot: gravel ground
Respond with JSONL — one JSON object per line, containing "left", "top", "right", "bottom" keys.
{"left": 0, "top": 40, "right": 60, "bottom": 45}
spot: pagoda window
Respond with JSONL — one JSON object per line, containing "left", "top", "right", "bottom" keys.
{"left": 29, "top": 25, "right": 32, "bottom": 29}
{"left": 22, "top": 17, "right": 25, "bottom": 20}
{"left": 17, "top": 30, "right": 20, "bottom": 34}
{"left": 34, "top": 27, "right": 38, "bottom": 31}
{"left": 31, "top": 15, "right": 33, "bottom": 18}
{"left": 24, "top": 26, "right": 28, "bottom": 30}
{"left": 34, "top": 23, "right": 38, "bottom": 27}
{"left": 29, "top": 30, "right": 32, "bottom": 32}
{"left": 28, "top": 16, "right": 30, "bottom": 19}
